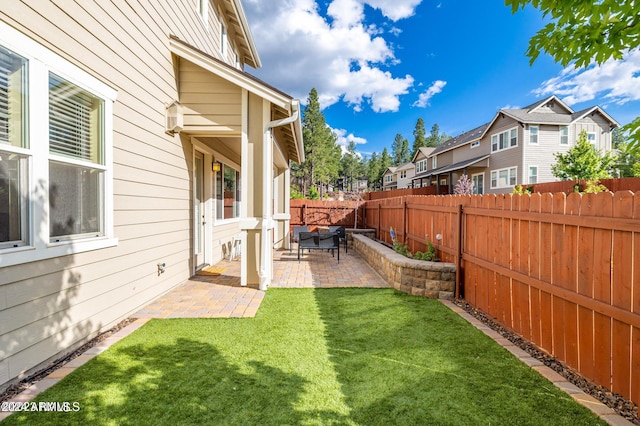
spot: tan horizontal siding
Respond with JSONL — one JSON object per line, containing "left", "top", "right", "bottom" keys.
{"left": 0, "top": 0, "right": 239, "bottom": 388}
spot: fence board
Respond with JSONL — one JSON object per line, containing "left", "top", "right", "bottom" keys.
{"left": 360, "top": 188, "right": 640, "bottom": 408}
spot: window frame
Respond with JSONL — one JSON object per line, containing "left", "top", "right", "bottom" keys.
{"left": 491, "top": 127, "right": 518, "bottom": 152}
{"left": 490, "top": 167, "right": 518, "bottom": 189}
{"left": 529, "top": 125, "right": 539, "bottom": 144}
{"left": 215, "top": 160, "right": 241, "bottom": 223}
{"left": 0, "top": 21, "right": 117, "bottom": 268}
{"left": 528, "top": 166, "right": 538, "bottom": 184}
{"left": 197, "top": 0, "right": 209, "bottom": 28}
{"left": 559, "top": 126, "right": 569, "bottom": 145}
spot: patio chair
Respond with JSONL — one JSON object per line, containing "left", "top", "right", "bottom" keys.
{"left": 329, "top": 226, "right": 347, "bottom": 253}
{"left": 297, "top": 231, "right": 317, "bottom": 261}
{"left": 290, "top": 225, "right": 309, "bottom": 253}
{"left": 318, "top": 232, "right": 340, "bottom": 262}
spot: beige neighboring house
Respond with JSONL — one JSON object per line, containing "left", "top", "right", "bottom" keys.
{"left": 411, "top": 147, "right": 436, "bottom": 188}
{"left": 0, "top": 0, "right": 303, "bottom": 390}
{"left": 382, "top": 166, "right": 398, "bottom": 190}
{"left": 394, "top": 162, "right": 415, "bottom": 189}
{"left": 412, "top": 96, "right": 618, "bottom": 194}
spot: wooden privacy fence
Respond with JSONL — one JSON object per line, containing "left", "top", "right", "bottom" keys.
{"left": 364, "top": 185, "right": 448, "bottom": 200}
{"left": 362, "top": 191, "right": 640, "bottom": 408}
{"left": 290, "top": 199, "right": 364, "bottom": 230}
{"left": 530, "top": 177, "right": 640, "bottom": 194}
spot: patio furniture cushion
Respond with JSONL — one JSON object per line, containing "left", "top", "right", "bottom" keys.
{"left": 329, "top": 226, "right": 347, "bottom": 253}
{"left": 290, "top": 225, "right": 309, "bottom": 253}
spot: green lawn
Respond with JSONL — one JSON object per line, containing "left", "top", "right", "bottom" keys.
{"left": 3, "top": 289, "right": 605, "bottom": 425}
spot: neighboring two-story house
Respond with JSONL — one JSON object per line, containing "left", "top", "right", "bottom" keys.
{"left": 382, "top": 166, "right": 398, "bottom": 190}
{"left": 381, "top": 161, "right": 416, "bottom": 190}
{"left": 0, "top": 0, "right": 303, "bottom": 391}
{"left": 411, "top": 96, "right": 618, "bottom": 194}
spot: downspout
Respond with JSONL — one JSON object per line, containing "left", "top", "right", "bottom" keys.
{"left": 259, "top": 100, "right": 300, "bottom": 290}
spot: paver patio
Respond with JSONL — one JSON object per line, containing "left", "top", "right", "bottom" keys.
{"left": 134, "top": 247, "right": 388, "bottom": 319}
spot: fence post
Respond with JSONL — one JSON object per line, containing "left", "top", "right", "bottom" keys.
{"left": 403, "top": 199, "right": 408, "bottom": 245}
{"left": 377, "top": 202, "right": 381, "bottom": 240}
{"left": 455, "top": 203, "right": 463, "bottom": 299}
{"left": 302, "top": 204, "right": 306, "bottom": 226}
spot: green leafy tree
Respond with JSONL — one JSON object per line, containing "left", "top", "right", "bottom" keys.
{"left": 506, "top": 0, "right": 640, "bottom": 147}
{"left": 411, "top": 118, "right": 427, "bottom": 158}
{"left": 551, "top": 130, "right": 615, "bottom": 180}
{"left": 301, "top": 88, "right": 341, "bottom": 197}
{"left": 615, "top": 142, "right": 640, "bottom": 177}
{"left": 391, "top": 133, "right": 410, "bottom": 165}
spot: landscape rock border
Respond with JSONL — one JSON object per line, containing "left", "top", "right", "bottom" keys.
{"left": 454, "top": 299, "right": 639, "bottom": 425}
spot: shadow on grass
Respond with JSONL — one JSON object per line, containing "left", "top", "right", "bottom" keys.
{"left": 3, "top": 338, "right": 311, "bottom": 426}
{"left": 312, "top": 288, "right": 606, "bottom": 426}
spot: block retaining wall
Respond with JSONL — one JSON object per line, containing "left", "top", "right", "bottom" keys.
{"left": 352, "top": 234, "right": 456, "bottom": 299}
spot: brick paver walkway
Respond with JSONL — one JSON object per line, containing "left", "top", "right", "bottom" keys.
{"left": 135, "top": 247, "right": 388, "bottom": 320}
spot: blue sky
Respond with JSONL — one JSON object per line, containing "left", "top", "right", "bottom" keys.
{"left": 243, "top": 0, "right": 640, "bottom": 157}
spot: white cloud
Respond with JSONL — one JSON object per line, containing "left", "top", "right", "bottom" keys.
{"left": 534, "top": 49, "right": 640, "bottom": 106}
{"left": 243, "top": 0, "right": 422, "bottom": 113}
{"left": 332, "top": 127, "right": 368, "bottom": 155}
{"left": 412, "top": 80, "right": 447, "bottom": 107}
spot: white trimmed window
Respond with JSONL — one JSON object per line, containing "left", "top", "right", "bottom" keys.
{"left": 491, "top": 128, "right": 518, "bottom": 152}
{"left": 490, "top": 167, "right": 517, "bottom": 188}
{"left": 529, "top": 125, "right": 539, "bottom": 144}
{"left": 215, "top": 162, "right": 240, "bottom": 221}
{"left": 416, "top": 159, "right": 426, "bottom": 173}
{"left": 400, "top": 170, "right": 407, "bottom": 179}
{"left": 198, "top": 0, "right": 209, "bottom": 27}
{"left": 528, "top": 166, "right": 538, "bottom": 184}
{"left": 221, "top": 21, "right": 228, "bottom": 57}
{"left": 432, "top": 156, "right": 437, "bottom": 169}
{"left": 471, "top": 140, "right": 480, "bottom": 148}
{"left": 559, "top": 126, "right": 569, "bottom": 145}
{"left": 587, "top": 132, "right": 597, "bottom": 147}
{"left": 0, "top": 22, "right": 117, "bottom": 267}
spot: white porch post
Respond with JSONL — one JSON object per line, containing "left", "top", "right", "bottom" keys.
{"left": 240, "top": 89, "right": 249, "bottom": 286}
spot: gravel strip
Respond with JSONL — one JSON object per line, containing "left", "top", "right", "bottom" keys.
{"left": 455, "top": 300, "right": 639, "bottom": 425}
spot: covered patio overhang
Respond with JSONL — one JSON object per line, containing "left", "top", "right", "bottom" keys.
{"left": 168, "top": 36, "right": 304, "bottom": 290}
{"left": 411, "top": 155, "right": 490, "bottom": 193}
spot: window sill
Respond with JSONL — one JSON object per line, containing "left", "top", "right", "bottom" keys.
{"left": 0, "top": 237, "right": 118, "bottom": 268}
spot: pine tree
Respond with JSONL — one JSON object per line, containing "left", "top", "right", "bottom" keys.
{"left": 340, "top": 141, "right": 362, "bottom": 191}
{"left": 378, "top": 147, "right": 393, "bottom": 184}
{"left": 392, "top": 133, "right": 410, "bottom": 165}
{"left": 301, "top": 88, "right": 341, "bottom": 197}
{"left": 366, "top": 152, "right": 381, "bottom": 189}
{"left": 411, "top": 118, "right": 427, "bottom": 158}
{"left": 426, "top": 123, "right": 449, "bottom": 147}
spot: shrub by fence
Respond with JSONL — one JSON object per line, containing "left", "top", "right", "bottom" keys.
{"left": 362, "top": 191, "right": 640, "bottom": 409}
